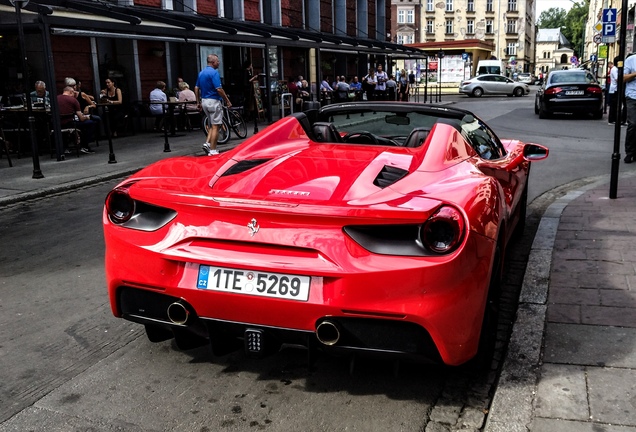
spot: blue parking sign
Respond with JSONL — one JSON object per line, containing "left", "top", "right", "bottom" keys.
{"left": 603, "top": 22, "right": 616, "bottom": 37}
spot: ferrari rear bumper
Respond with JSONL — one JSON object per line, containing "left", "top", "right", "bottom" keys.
{"left": 118, "top": 286, "right": 443, "bottom": 363}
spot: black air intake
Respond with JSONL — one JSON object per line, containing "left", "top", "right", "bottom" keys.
{"left": 221, "top": 159, "right": 272, "bottom": 177}
{"left": 373, "top": 165, "right": 408, "bottom": 188}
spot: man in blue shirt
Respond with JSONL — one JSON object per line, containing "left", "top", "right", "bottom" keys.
{"left": 195, "top": 54, "right": 232, "bottom": 156}
{"left": 623, "top": 53, "right": 636, "bottom": 163}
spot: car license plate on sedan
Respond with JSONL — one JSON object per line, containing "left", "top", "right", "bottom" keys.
{"left": 197, "top": 265, "right": 310, "bottom": 301}
{"left": 565, "top": 90, "right": 584, "bottom": 95}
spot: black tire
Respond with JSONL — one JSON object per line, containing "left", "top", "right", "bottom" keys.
{"left": 202, "top": 116, "right": 230, "bottom": 144}
{"left": 534, "top": 98, "right": 540, "bottom": 114}
{"left": 228, "top": 109, "right": 247, "bottom": 138}
{"left": 472, "top": 87, "right": 484, "bottom": 98}
{"left": 592, "top": 109, "right": 603, "bottom": 120}
{"left": 514, "top": 87, "right": 524, "bottom": 97}
{"left": 538, "top": 103, "right": 550, "bottom": 119}
{"left": 466, "top": 237, "right": 503, "bottom": 371}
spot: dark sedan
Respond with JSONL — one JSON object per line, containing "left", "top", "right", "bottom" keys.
{"left": 534, "top": 69, "right": 604, "bottom": 119}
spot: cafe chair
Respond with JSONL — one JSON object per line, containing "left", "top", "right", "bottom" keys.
{"left": 51, "top": 114, "right": 81, "bottom": 158}
{"left": 0, "top": 127, "right": 13, "bottom": 167}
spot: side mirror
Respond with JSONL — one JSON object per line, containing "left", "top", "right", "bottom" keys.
{"left": 523, "top": 143, "right": 549, "bottom": 161}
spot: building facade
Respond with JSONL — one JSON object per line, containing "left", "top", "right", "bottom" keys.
{"left": 534, "top": 28, "right": 575, "bottom": 76}
{"left": 391, "top": 0, "right": 536, "bottom": 77}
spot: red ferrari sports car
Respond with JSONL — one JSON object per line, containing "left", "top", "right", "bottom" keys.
{"left": 104, "top": 102, "right": 548, "bottom": 367}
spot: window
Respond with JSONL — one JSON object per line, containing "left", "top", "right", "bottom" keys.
{"left": 397, "top": 34, "right": 404, "bottom": 44}
{"left": 397, "top": 33, "right": 415, "bottom": 44}
{"left": 467, "top": 0, "right": 474, "bottom": 12}
{"left": 427, "top": 19, "right": 434, "bottom": 33}
{"left": 467, "top": 19, "right": 474, "bottom": 34}
{"left": 398, "top": 10, "right": 405, "bottom": 23}
{"left": 508, "top": 0, "right": 517, "bottom": 11}
{"left": 506, "top": 42, "right": 517, "bottom": 56}
{"left": 446, "top": 0, "right": 453, "bottom": 12}
{"left": 446, "top": 19, "right": 453, "bottom": 34}
{"left": 398, "top": 8, "right": 414, "bottom": 23}
{"left": 486, "top": 19, "right": 493, "bottom": 34}
{"left": 486, "top": 0, "right": 493, "bottom": 12}
{"left": 461, "top": 118, "right": 505, "bottom": 160}
{"left": 543, "top": 51, "right": 551, "bottom": 59}
{"left": 407, "top": 10, "right": 414, "bottom": 23}
{"left": 427, "top": 0, "right": 434, "bottom": 12}
{"left": 560, "top": 53, "right": 568, "bottom": 63}
{"left": 507, "top": 20, "right": 517, "bottom": 33}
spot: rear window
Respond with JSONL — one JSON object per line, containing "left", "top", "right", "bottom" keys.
{"left": 549, "top": 72, "right": 597, "bottom": 84}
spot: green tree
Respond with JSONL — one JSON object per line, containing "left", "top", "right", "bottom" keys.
{"left": 562, "top": 0, "right": 589, "bottom": 57}
{"left": 537, "top": 8, "right": 567, "bottom": 28}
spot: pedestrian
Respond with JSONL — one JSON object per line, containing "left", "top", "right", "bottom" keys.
{"left": 149, "top": 80, "right": 167, "bottom": 132}
{"left": 622, "top": 53, "right": 636, "bottom": 163}
{"left": 397, "top": 69, "right": 409, "bottom": 102}
{"left": 607, "top": 58, "right": 626, "bottom": 125}
{"left": 195, "top": 53, "right": 232, "bottom": 156}
{"left": 374, "top": 64, "right": 388, "bottom": 100}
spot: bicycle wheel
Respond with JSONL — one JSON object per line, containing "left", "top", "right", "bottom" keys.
{"left": 217, "top": 119, "right": 230, "bottom": 144}
{"left": 228, "top": 109, "right": 247, "bottom": 138}
{"left": 202, "top": 115, "right": 230, "bottom": 144}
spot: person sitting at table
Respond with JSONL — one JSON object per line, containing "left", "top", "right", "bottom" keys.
{"left": 30, "top": 81, "right": 50, "bottom": 108}
{"left": 177, "top": 81, "right": 198, "bottom": 130}
{"left": 57, "top": 86, "right": 96, "bottom": 154}
{"left": 334, "top": 76, "right": 350, "bottom": 102}
{"left": 65, "top": 77, "right": 102, "bottom": 137}
{"left": 100, "top": 78, "right": 125, "bottom": 137}
{"left": 320, "top": 77, "right": 334, "bottom": 93}
{"left": 149, "top": 81, "right": 167, "bottom": 132}
{"left": 296, "top": 79, "right": 311, "bottom": 111}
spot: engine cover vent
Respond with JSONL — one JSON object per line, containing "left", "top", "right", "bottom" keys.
{"left": 221, "top": 159, "right": 272, "bottom": 177}
{"left": 373, "top": 165, "right": 408, "bottom": 188}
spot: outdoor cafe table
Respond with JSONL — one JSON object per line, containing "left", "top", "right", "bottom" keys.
{"left": 149, "top": 100, "right": 196, "bottom": 152}
{"left": 0, "top": 106, "right": 52, "bottom": 158}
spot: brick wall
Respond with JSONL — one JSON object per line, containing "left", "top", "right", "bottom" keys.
{"left": 197, "top": 0, "right": 218, "bottom": 16}
{"left": 245, "top": 0, "right": 260, "bottom": 21}
{"left": 51, "top": 36, "right": 93, "bottom": 95}
{"left": 138, "top": 40, "right": 168, "bottom": 98}
{"left": 134, "top": 0, "right": 161, "bottom": 6}
{"left": 281, "top": 0, "right": 303, "bottom": 28}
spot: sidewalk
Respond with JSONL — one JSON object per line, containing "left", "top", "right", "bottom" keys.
{"left": 486, "top": 172, "right": 636, "bottom": 432}
{"left": 0, "top": 124, "right": 255, "bottom": 206}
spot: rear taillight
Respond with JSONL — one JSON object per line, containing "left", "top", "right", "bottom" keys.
{"left": 587, "top": 87, "right": 602, "bottom": 94}
{"left": 544, "top": 87, "right": 561, "bottom": 95}
{"left": 106, "top": 187, "right": 135, "bottom": 224}
{"left": 418, "top": 206, "right": 465, "bottom": 254}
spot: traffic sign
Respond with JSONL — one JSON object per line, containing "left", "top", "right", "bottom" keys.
{"left": 462, "top": 52, "right": 468, "bottom": 61}
{"left": 590, "top": 54, "right": 597, "bottom": 62}
{"left": 603, "top": 8, "right": 617, "bottom": 22}
{"left": 603, "top": 22, "right": 616, "bottom": 37}
{"left": 595, "top": 21, "right": 603, "bottom": 32}
{"left": 594, "top": 33, "right": 603, "bottom": 44}
{"left": 570, "top": 55, "right": 578, "bottom": 64}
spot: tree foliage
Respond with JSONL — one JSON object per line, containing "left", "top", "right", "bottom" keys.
{"left": 563, "top": 0, "right": 590, "bottom": 57}
{"left": 537, "top": 8, "right": 567, "bottom": 29}
{"left": 537, "top": 1, "right": 590, "bottom": 57}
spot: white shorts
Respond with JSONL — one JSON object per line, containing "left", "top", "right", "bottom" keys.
{"left": 202, "top": 98, "right": 223, "bottom": 125}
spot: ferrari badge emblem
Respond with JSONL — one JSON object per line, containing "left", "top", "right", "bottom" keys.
{"left": 247, "top": 218, "right": 260, "bottom": 237}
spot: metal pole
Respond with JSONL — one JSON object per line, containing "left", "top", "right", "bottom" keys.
{"left": 14, "top": 1, "right": 44, "bottom": 179}
{"left": 609, "top": 0, "right": 629, "bottom": 199}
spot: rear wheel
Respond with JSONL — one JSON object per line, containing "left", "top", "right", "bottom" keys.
{"left": 534, "top": 98, "right": 540, "bottom": 114}
{"left": 514, "top": 87, "right": 524, "bottom": 97}
{"left": 538, "top": 103, "right": 550, "bottom": 119}
{"left": 202, "top": 116, "right": 230, "bottom": 144}
{"left": 466, "top": 236, "right": 503, "bottom": 371}
{"left": 472, "top": 87, "right": 484, "bottom": 97}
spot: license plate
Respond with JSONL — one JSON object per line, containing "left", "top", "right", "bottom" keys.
{"left": 565, "top": 90, "right": 584, "bottom": 96}
{"left": 197, "top": 265, "right": 310, "bottom": 301}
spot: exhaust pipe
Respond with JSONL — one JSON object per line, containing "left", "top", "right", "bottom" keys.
{"left": 316, "top": 320, "right": 340, "bottom": 346}
{"left": 167, "top": 302, "right": 189, "bottom": 325}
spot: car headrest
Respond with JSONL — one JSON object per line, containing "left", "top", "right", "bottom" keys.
{"left": 312, "top": 122, "right": 343, "bottom": 143}
{"left": 403, "top": 127, "right": 430, "bottom": 148}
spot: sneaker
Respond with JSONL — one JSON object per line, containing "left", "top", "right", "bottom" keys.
{"left": 209, "top": 149, "right": 219, "bottom": 155}
{"left": 80, "top": 147, "right": 95, "bottom": 154}
{"left": 202, "top": 143, "right": 212, "bottom": 155}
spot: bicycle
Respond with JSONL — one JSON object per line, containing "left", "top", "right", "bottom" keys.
{"left": 201, "top": 102, "right": 247, "bottom": 144}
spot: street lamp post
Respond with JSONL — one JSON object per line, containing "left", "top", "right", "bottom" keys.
{"left": 11, "top": 0, "right": 44, "bottom": 179}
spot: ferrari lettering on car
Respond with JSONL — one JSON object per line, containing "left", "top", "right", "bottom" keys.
{"left": 104, "top": 102, "right": 548, "bottom": 368}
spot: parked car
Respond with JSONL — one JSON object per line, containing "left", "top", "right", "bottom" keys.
{"left": 535, "top": 69, "right": 604, "bottom": 119}
{"left": 104, "top": 102, "right": 548, "bottom": 368}
{"left": 517, "top": 73, "right": 533, "bottom": 84}
{"left": 459, "top": 74, "right": 530, "bottom": 97}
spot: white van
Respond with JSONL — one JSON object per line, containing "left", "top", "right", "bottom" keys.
{"left": 476, "top": 60, "right": 505, "bottom": 76}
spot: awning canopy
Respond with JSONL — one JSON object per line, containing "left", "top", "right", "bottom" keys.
{"left": 0, "top": 0, "right": 426, "bottom": 58}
